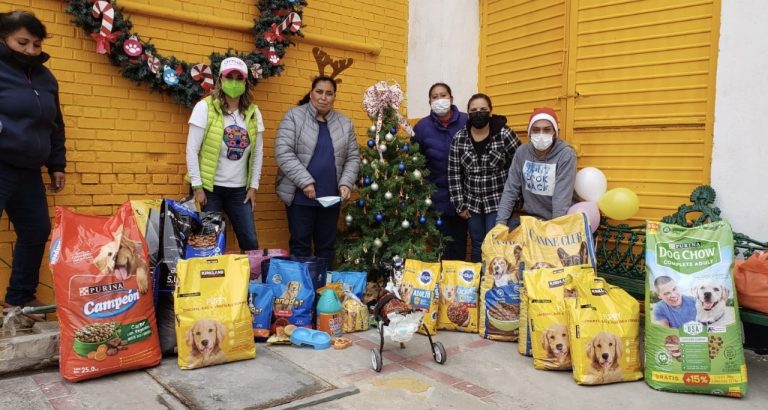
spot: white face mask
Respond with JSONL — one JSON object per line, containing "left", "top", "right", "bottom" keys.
{"left": 430, "top": 98, "right": 451, "bottom": 116}
{"left": 530, "top": 133, "right": 554, "bottom": 151}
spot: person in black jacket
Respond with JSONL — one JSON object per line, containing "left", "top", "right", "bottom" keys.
{"left": 0, "top": 11, "right": 66, "bottom": 307}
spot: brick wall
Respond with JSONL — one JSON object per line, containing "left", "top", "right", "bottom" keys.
{"left": 0, "top": 0, "right": 409, "bottom": 304}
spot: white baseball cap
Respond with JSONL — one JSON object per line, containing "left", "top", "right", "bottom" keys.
{"left": 220, "top": 57, "right": 248, "bottom": 77}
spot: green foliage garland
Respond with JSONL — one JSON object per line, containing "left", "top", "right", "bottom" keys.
{"left": 65, "top": 0, "right": 308, "bottom": 107}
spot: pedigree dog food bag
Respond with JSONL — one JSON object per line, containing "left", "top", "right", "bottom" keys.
{"left": 567, "top": 275, "right": 642, "bottom": 385}
{"left": 50, "top": 203, "right": 161, "bottom": 382}
{"left": 480, "top": 225, "right": 524, "bottom": 341}
{"left": 645, "top": 221, "right": 748, "bottom": 397}
{"left": 437, "top": 261, "right": 481, "bottom": 332}
{"left": 401, "top": 259, "right": 440, "bottom": 335}
{"left": 175, "top": 255, "right": 255, "bottom": 369}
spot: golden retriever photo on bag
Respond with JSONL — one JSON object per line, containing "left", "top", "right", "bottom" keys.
{"left": 692, "top": 279, "right": 735, "bottom": 327}
{"left": 185, "top": 318, "right": 228, "bottom": 369}
{"left": 274, "top": 281, "right": 302, "bottom": 311}
{"left": 585, "top": 332, "right": 624, "bottom": 384}
{"left": 542, "top": 323, "right": 570, "bottom": 366}
{"left": 92, "top": 226, "right": 149, "bottom": 293}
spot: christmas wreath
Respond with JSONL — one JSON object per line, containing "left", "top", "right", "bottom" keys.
{"left": 65, "top": 0, "right": 308, "bottom": 107}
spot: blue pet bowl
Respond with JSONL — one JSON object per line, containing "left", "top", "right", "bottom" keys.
{"left": 290, "top": 327, "right": 332, "bottom": 350}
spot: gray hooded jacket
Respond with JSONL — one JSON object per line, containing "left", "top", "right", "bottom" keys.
{"left": 495, "top": 138, "right": 577, "bottom": 224}
{"left": 275, "top": 103, "right": 360, "bottom": 205}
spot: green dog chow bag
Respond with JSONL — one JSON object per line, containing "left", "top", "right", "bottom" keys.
{"left": 645, "top": 221, "right": 747, "bottom": 397}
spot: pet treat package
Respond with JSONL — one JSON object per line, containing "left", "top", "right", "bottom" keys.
{"left": 645, "top": 221, "right": 748, "bottom": 397}
{"left": 328, "top": 271, "right": 368, "bottom": 300}
{"left": 241, "top": 249, "right": 288, "bottom": 282}
{"left": 248, "top": 283, "right": 274, "bottom": 341}
{"left": 567, "top": 275, "right": 643, "bottom": 385}
{"left": 480, "top": 225, "right": 524, "bottom": 341}
{"left": 341, "top": 291, "right": 369, "bottom": 333}
{"left": 401, "top": 259, "right": 441, "bottom": 335}
{"left": 437, "top": 261, "right": 481, "bottom": 332}
{"left": 50, "top": 203, "right": 161, "bottom": 382}
{"left": 519, "top": 214, "right": 596, "bottom": 271}
{"left": 525, "top": 266, "right": 579, "bottom": 370}
{"left": 266, "top": 258, "right": 316, "bottom": 329}
{"left": 175, "top": 255, "right": 255, "bottom": 369}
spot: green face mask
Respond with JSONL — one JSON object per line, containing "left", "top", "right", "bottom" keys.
{"left": 221, "top": 79, "right": 246, "bottom": 98}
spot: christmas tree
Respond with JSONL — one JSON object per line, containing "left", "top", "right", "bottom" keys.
{"left": 335, "top": 82, "right": 444, "bottom": 278}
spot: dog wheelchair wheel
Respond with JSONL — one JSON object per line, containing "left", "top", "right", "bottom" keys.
{"left": 432, "top": 342, "right": 446, "bottom": 364}
{"left": 371, "top": 349, "right": 383, "bottom": 372}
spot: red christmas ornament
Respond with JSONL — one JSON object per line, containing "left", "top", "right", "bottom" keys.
{"left": 123, "top": 36, "right": 143, "bottom": 57}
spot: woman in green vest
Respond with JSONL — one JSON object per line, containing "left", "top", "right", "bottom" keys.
{"left": 186, "top": 57, "right": 264, "bottom": 250}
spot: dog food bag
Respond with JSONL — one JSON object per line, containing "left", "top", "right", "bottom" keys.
{"left": 50, "top": 203, "right": 161, "bottom": 382}
{"left": 525, "top": 266, "right": 580, "bottom": 370}
{"left": 175, "top": 255, "right": 255, "bottom": 369}
{"left": 481, "top": 224, "right": 525, "bottom": 286}
{"left": 328, "top": 271, "right": 368, "bottom": 300}
{"left": 130, "top": 199, "right": 162, "bottom": 266}
{"left": 480, "top": 225, "right": 524, "bottom": 341}
{"left": 567, "top": 275, "right": 642, "bottom": 385}
{"left": 184, "top": 211, "right": 226, "bottom": 258}
{"left": 155, "top": 199, "right": 197, "bottom": 294}
{"left": 266, "top": 258, "right": 316, "bottom": 329}
{"left": 519, "top": 214, "right": 596, "bottom": 271}
{"left": 248, "top": 282, "right": 274, "bottom": 341}
{"left": 401, "top": 259, "right": 441, "bottom": 335}
{"left": 240, "top": 249, "right": 288, "bottom": 282}
{"left": 437, "top": 261, "right": 481, "bottom": 332}
{"left": 645, "top": 221, "right": 748, "bottom": 397}
{"left": 518, "top": 282, "right": 531, "bottom": 355}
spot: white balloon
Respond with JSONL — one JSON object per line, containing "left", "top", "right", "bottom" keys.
{"left": 574, "top": 167, "right": 608, "bottom": 202}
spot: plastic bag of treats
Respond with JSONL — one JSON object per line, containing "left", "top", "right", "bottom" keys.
{"left": 437, "top": 261, "right": 481, "bottom": 332}
{"left": 400, "top": 259, "right": 441, "bottom": 335}
{"left": 341, "top": 290, "right": 370, "bottom": 333}
{"left": 645, "top": 221, "right": 747, "bottom": 397}
{"left": 175, "top": 255, "right": 255, "bottom": 369}
{"left": 567, "top": 275, "right": 642, "bottom": 385}
{"left": 519, "top": 214, "right": 596, "bottom": 271}
{"left": 50, "top": 203, "right": 161, "bottom": 381}
{"left": 480, "top": 225, "right": 524, "bottom": 341}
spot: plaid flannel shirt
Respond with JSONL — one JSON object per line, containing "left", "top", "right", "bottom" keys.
{"left": 448, "top": 125, "right": 520, "bottom": 214}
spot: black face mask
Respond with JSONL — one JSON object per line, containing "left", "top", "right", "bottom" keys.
{"left": 468, "top": 111, "right": 491, "bottom": 128}
{"left": 6, "top": 47, "right": 46, "bottom": 68}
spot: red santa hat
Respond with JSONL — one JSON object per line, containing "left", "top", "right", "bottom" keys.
{"left": 527, "top": 107, "right": 559, "bottom": 137}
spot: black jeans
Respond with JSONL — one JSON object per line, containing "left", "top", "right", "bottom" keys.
{"left": 439, "top": 214, "right": 468, "bottom": 261}
{"left": 0, "top": 161, "right": 51, "bottom": 305}
{"left": 286, "top": 203, "right": 340, "bottom": 267}
{"left": 203, "top": 186, "right": 259, "bottom": 250}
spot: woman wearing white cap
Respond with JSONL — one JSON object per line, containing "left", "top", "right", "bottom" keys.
{"left": 185, "top": 56, "right": 264, "bottom": 250}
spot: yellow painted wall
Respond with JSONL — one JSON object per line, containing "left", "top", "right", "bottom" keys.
{"left": 0, "top": 0, "right": 409, "bottom": 304}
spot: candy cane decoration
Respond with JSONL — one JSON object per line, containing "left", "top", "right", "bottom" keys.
{"left": 191, "top": 64, "right": 214, "bottom": 90}
{"left": 278, "top": 12, "right": 302, "bottom": 33}
{"left": 92, "top": 1, "right": 114, "bottom": 38}
{"left": 145, "top": 52, "right": 161, "bottom": 74}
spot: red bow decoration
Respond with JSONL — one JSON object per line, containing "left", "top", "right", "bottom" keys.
{"left": 90, "top": 30, "right": 122, "bottom": 54}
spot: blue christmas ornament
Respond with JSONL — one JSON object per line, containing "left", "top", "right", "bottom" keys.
{"left": 162, "top": 65, "right": 179, "bottom": 86}
{"left": 375, "top": 212, "right": 384, "bottom": 222}
{"left": 398, "top": 162, "right": 406, "bottom": 172}
{"left": 400, "top": 200, "right": 407, "bottom": 209}
{"left": 367, "top": 139, "right": 375, "bottom": 148}
{"left": 364, "top": 177, "right": 372, "bottom": 186}
{"left": 436, "top": 217, "right": 443, "bottom": 227}
{"left": 357, "top": 199, "right": 365, "bottom": 207}
{"left": 419, "top": 215, "right": 427, "bottom": 224}
{"left": 401, "top": 143, "right": 410, "bottom": 153}
{"left": 390, "top": 126, "right": 397, "bottom": 134}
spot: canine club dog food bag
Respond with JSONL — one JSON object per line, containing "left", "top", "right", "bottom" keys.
{"left": 645, "top": 221, "right": 748, "bottom": 397}
{"left": 437, "top": 261, "right": 481, "bottom": 332}
{"left": 519, "top": 214, "right": 596, "bottom": 271}
{"left": 401, "top": 259, "right": 440, "bottom": 335}
{"left": 480, "top": 224, "right": 524, "bottom": 341}
{"left": 50, "top": 203, "right": 161, "bottom": 382}
{"left": 266, "top": 258, "right": 316, "bottom": 329}
{"left": 567, "top": 275, "right": 642, "bottom": 385}
{"left": 175, "top": 255, "right": 255, "bottom": 369}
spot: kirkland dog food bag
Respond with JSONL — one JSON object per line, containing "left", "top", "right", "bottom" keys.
{"left": 645, "top": 221, "right": 748, "bottom": 397}
{"left": 175, "top": 255, "right": 255, "bottom": 369}
{"left": 401, "top": 259, "right": 441, "bottom": 335}
{"left": 50, "top": 203, "right": 161, "bottom": 382}
{"left": 480, "top": 224, "right": 524, "bottom": 341}
{"left": 526, "top": 266, "right": 576, "bottom": 370}
{"left": 437, "top": 261, "right": 481, "bottom": 332}
{"left": 567, "top": 275, "right": 642, "bottom": 385}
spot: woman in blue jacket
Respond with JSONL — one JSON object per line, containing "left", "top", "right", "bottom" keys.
{"left": 0, "top": 11, "right": 66, "bottom": 307}
{"left": 412, "top": 83, "right": 469, "bottom": 261}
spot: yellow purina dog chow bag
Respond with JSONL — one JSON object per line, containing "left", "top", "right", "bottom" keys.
{"left": 437, "top": 261, "right": 481, "bottom": 332}
{"left": 480, "top": 225, "right": 524, "bottom": 341}
{"left": 175, "top": 255, "right": 255, "bottom": 369}
{"left": 567, "top": 275, "right": 642, "bottom": 385}
{"left": 645, "top": 221, "right": 748, "bottom": 397}
{"left": 400, "top": 259, "right": 440, "bottom": 335}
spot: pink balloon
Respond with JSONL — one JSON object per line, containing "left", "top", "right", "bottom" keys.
{"left": 567, "top": 201, "right": 600, "bottom": 233}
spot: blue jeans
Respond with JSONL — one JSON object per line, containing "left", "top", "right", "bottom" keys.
{"left": 439, "top": 214, "right": 468, "bottom": 261}
{"left": 0, "top": 162, "right": 51, "bottom": 305}
{"left": 286, "top": 204, "right": 340, "bottom": 267}
{"left": 203, "top": 186, "right": 258, "bottom": 251}
{"left": 467, "top": 211, "right": 497, "bottom": 263}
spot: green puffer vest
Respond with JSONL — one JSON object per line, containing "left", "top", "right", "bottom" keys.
{"left": 192, "top": 96, "right": 262, "bottom": 191}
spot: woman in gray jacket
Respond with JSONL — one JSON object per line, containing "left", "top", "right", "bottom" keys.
{"left": 275, "top": 76, "right": 360, "bottom": 266}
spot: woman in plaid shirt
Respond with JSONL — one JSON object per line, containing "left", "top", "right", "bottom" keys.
{"left": 448, "top": 94, "right": 520, "bottom": 262}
